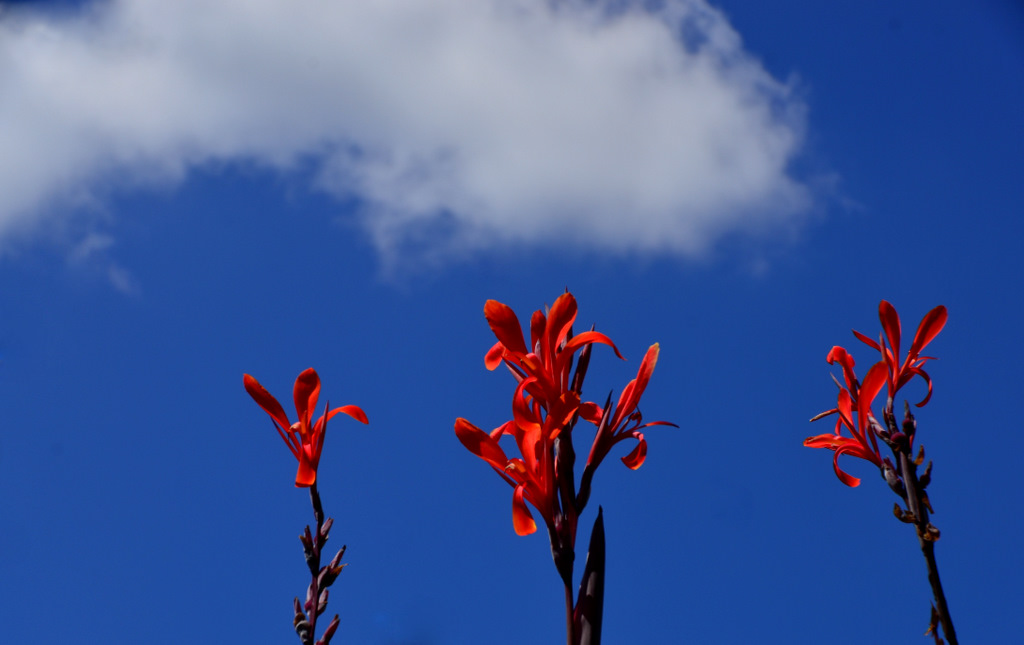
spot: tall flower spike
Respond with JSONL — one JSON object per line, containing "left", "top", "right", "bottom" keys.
{"left": 244, "top": 368, "right": 368, "bottom": 487}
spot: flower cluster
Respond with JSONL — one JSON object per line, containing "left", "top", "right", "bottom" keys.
{"left": 805, "top": 301, "right": 947, "bottom": 487}
{"left": 454, "top": 292, "right": 673, "bottom": 548}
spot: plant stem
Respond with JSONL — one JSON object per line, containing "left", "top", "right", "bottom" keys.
{"left": 564, "top": 581, "right": 575, "bottom": 645}
{"left": 307, "top": 484, "right": 325, "bottom": 644}
{"left": 899, "top": 451, "right": 957, "bottom": 645}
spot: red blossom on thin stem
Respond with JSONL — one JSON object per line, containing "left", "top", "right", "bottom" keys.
{"left": 805, "top": 301, "right": 956, "bottom": 644}
{"left": 805, "top": 301, "right": 946, "bottom": 486}
{"left": 244, "top": 368, "right": 368, "bottom": 487}
{"left": 244, "top": 369, "right": 367, "bottom": 645}
{"left": 455, "top": 292, "right": 674, "bottom": 645}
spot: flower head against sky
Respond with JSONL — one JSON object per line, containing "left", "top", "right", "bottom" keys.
{"left": 806, "top": 301, "right": 947, "bottom": 487}
{"left": 244, "top": 368, "right": 368, "bottom": 487}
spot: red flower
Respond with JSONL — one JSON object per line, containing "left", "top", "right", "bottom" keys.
{"left": 456, "top": 292, "right": 670, "bottom": 536}
{"left": 805, "top": 362, "right": 887, "bottom": 486}
{"left": 806, "top": 302, "right": 946, "bottom": 486}
{"left": 853, "top": 300, "right": 948, "bottom": 408}
{"left": 459, "top": 293, "right": 615, "bottom": 536}
{"left": 574, "top": 344, "right": 677, "bottom": 500}
{"left": 244, "top": 368, "right": 368, "bottom": 487}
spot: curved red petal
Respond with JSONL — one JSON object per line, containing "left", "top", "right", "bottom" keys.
{"left": 909, "top": 305, "right": 948, "bottom": 357}
{"left": 484, "top": 341, "right": 506, "bottom": 370}
{"left": 455, "top": 418, "right": 510, "bottom": 471}
{"left": 484, "top": 300, "right": 529, "bottom": 356}
{"left": 243, "top": 374, "right": 293, "bottom": 431}
{"left": 578, "top": 401, "right": 603, "bottom": 424}
{"left": 327, "top": 405, "right": 369, "bottom": 425}
{"left": 512, "top": 379, "right": 544, "bottom": 435}
{"left": 293, "top": 368, "right": 321, "bottom": 429}
{"left": 832, "top": 448, "right": 862, "bottom": 487}
{"left": 620, "top": 435, "right": 647, "bottom": 470}
{"left": 512, "top": 484, "right": 538, "bottom": 536}
{"left": 826, "top": 346, "right": 858, "bottom": 389}
{"left": 912, "top": 368, "right": 935, "bottom": 407}
{"left": 563, "top": 331, "right": 623, "bottom": 360}
{"left": 878, "top": 300, "right": 902, "bottom": 359}
{"left": 546, "top": 292, "right": 578, "bottom": 355}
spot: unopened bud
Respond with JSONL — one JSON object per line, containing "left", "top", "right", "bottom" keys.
{"left": 317, "top": 588, "right": 329, "bottom": 616}
{"left": 881, "top": 458, "right": 905, "bottom": 498}
{"left": 320, "top": 517, "right": 334, "bottom": 540}
{"left": 317, "top": 615, "right": 341, "bottom": 645}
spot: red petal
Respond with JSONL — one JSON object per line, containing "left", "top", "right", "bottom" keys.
{"left": 826, "top": 346, "right": 857, "bottom": 389}
{"left": 293, "top": 368, "right": 321, "bottom": 430}
{"left": 858, "top": 362, "right": 888, "bottom": 419}
{"left": 616, "top": 344, "right": 659, "bottom": 416}
{"left": 484, "top": 300, "right": 529, "bottom": 356}
{"left": 620, "top": 435, "right": 647, "bottom": 470}
{"left": 563, "top": 331, "right": 623, "bottom": 360}
{"left": 327, "top": 405, "right": 368, "bottom": 425}
{"left": 909, "top": 305, "right": 947, "bottom": 357}
{"left": 878, "top": 301, "right": 902, "bottom": 358}
{"left": 832, "top": 449, "right": 861, "bottom": 487}
{"left": 804, "top": 433, "right": 842, "bottom": 448}
{"left": 484, "top": 341, "right": 505, "bottom": 370}
{"left": 243, "top": 374, "right": 293, "bottom": 431}
{"left": 529, "top": 309, "right": 546, "bottom": 356}
{"left": 545, "top": 292, "right": 578, "bottom": 355}
{"left": 455, "top": 418, "right": 510, "bottom": 471}
{"left": 295, "top": 458, "right": 317, "bottom": 488}
{"left": 852, "top": 330, "right": 880, "bottom": 353}
{"left": 512, "top": 484, "right": 537, "bottom": 535}
{"left": 578, "top": 401, "right": 603, "bottom": 424}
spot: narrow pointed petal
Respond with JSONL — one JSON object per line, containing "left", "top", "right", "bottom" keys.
{"left": 852, "top": 330, "right": 881, "bottom": 351}
{"left": 326, "top": 405, "right": 369, "bottom": 425}
{"left": 455, "top": 418, "right": 510, "bottom": 471}
{"left": 545, "top": 292, "right": 578, "bottom": 354}
{"left": 484, "top": 300, "right": 529, "bottom": 356}
{"left": 909, "top": 305, "right": 948, "bottom": 356}
{"left": 243, "top": 374, "right": 293, "bottom": 431}
{"left": 615, "top": 343, "right": 659, "bottom": 415}
{"left": 512, "top": 485, "right": 537, "bottom": 535}
{"left": 293, "top": 368, "right": 321, "bottom": 430}
{"left": 878, "top": 300, "right": 902, "bottom": 358}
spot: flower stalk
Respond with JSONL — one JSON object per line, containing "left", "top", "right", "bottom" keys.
{"left": 455, "top": 292, "right": 673, "bottom": 644}
{"left": 805, "top": 301, "right": 956, "bottom": 643}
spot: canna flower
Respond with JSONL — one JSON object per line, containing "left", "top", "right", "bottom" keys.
{"left": 484, "top": 292, "right": 622, "bottom": 421}
{"left": 577, "top": 343, "right": 677, "bottom": 506}
{"left": 457, "top": 292, "right": 670, "bottom": 537}
{"left": 244, "top": 368, "right": 368, "bottom": 487}
{"left": 806, "top": 302, "right": 946, "bottom": 486}
{"left": 853, "top": 300, "right": 948, "bottom": 408}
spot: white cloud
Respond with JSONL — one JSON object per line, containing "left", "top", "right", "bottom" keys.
{"left": 0, "top": 0, "right": 811, "bottom": 264}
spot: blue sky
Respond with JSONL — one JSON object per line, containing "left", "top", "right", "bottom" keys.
{"left": 1, "top": 1, "right": 1022, "bottom": 643}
